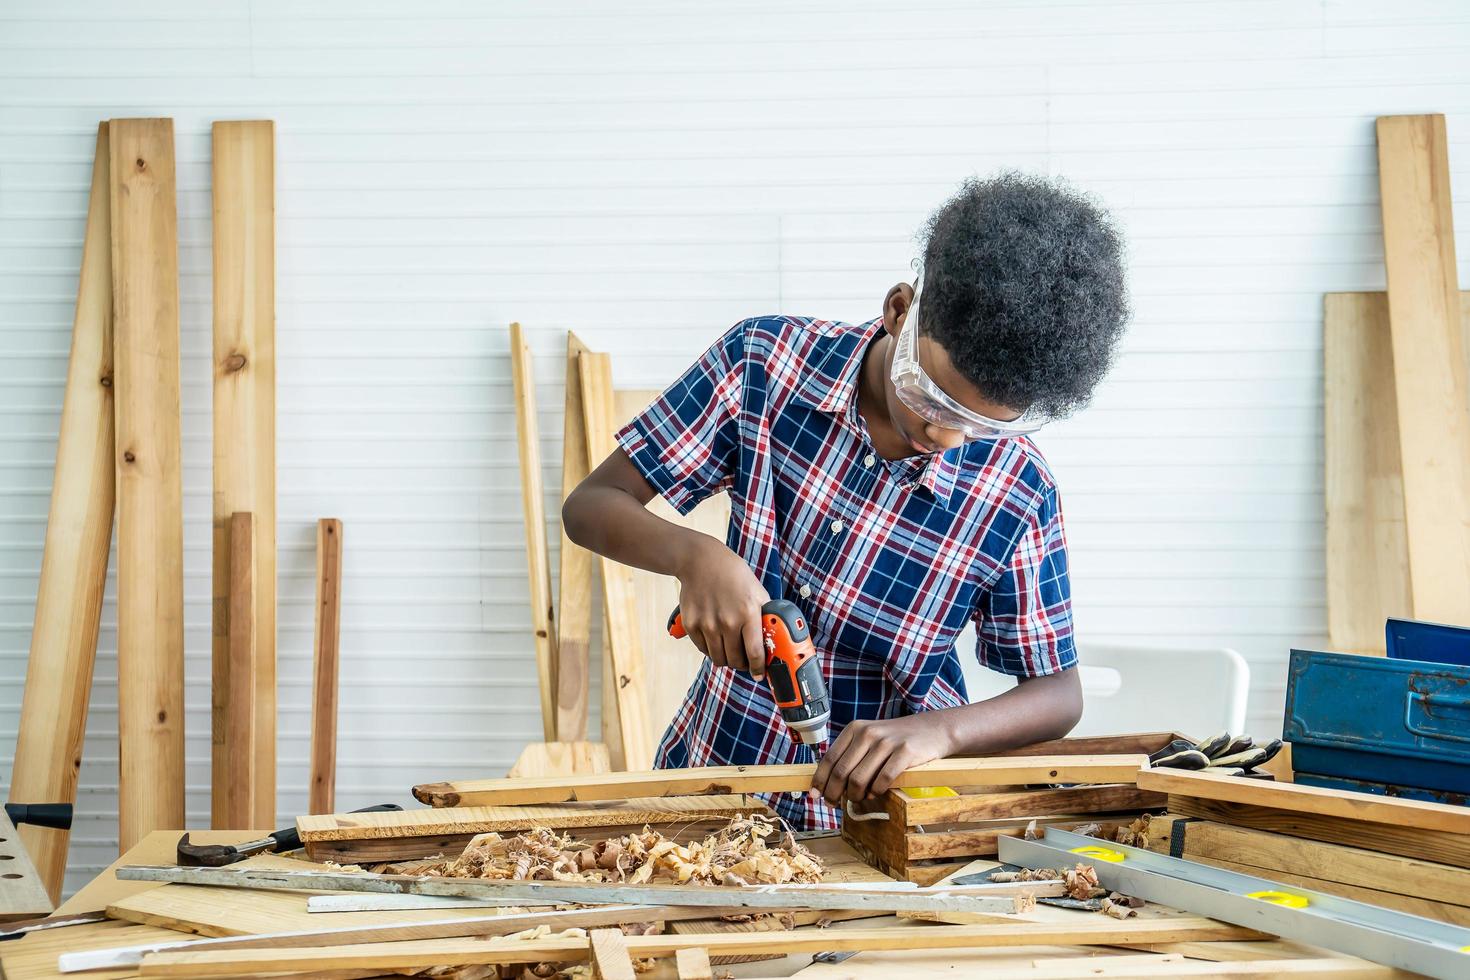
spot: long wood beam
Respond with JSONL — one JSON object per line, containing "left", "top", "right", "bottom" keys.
{"left": 414, "top": 755, "right": 1149, "bottom": 807}
{"left": 137, "top": 919, "right": 1258, "bottom": 975}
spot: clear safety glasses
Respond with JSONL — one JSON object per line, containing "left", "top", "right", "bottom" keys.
{"left": 890, "top": 260, "right": 1048, "bottom": 440}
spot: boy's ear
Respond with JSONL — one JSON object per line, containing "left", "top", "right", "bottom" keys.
{"left": 882, "top": 282, "right": 915, "bottom": 336}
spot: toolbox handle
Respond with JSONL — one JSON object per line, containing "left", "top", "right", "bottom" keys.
{"left": 1405, "top": 691, "right": 1470, "bottom": 744}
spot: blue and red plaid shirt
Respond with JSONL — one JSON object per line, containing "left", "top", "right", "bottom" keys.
{"left": 616, "top": 316, "right": 1076, "bottom": 830}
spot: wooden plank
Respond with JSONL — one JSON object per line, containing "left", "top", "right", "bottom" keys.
{"left": 137, "top": 919, "right": 1258, "bottom": 974}
{"left": 1323, "top": 292, "right": 1412, "bottom": 654}
{"left": 1144, "top": 816, "right": 1470, "bottom": 910}
{"left": 591, "top": 929, "right": 637, "bottom": 980}
{"left": 674, "top": 947, "right": 713, "bottom": 980}
{"left": 211, "top": 119, "right": 277, "bottom": 830}
{"left": 0, "top": 813, "right": 52, "bottom": 921}
{"left": 557, "top": 332, "right": 595, "bottom": 742}
{"left": 1375, "top": 113, "right": 1470, "bottom": 623}
{"left": 221, "top": 511, "right": 257, "bottom": 828}
{"left": 1138, "top": 767, "right": 1470, "bottom": 835}
{"left": 309, "top": 518, "right": 343, "bottom": 814}
{"left": 8, "top": 123, "right": 116, "bottom": 903}
{"left": 299, "top": 795, "right": 766, "bottom": 843}
{"left": 0, "top": 920, "right": 196, "bottom": 980}
{"left": 994, "top": 733, "right": 1183, "bottom": 759}
{"left": 612, "top": 388, "right": 732, "bottom": 749}
{"left": 415, "top": 755, "right": 1147, "bottom": 807}
{"left": 90, "top": 899, "right": 729, "bottom": 969}
{"left": 1167, "top": 796, "right": 1470, "bottom": 869}
{"left": 893, "top": 784, "right": 1165, "bottom": 825}
{"left": 507, "top": 740, "right": 611, "bottom": 778}
{"left": 580, "top": 350, "right": 655, "bottom": 770}
{"left": 510, "top": 322, "right": 559, "bottom": 741}
{"left": 115, "top": 865, "right": 1042, "bottom": 916}
{"left": 904, "top": 816, "right": 1143, "bottom": 861}
{"left": 109, "top": 117, "right": 186, "bottom": 852}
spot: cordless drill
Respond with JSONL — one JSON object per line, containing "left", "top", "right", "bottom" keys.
{"left": 667, "top": 599, "right": 831, "bottom": 746}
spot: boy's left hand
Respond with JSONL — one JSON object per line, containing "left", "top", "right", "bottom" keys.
{"left": 811, "top": 713, "right": 955, "bottom": 807}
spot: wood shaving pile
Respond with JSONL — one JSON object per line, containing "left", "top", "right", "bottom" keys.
{"left": 1112, "top": 813, "right": 1152, "bottom": 848}
{"left": 990, "top": 863, "right": 1104, "bottom": 900}
{"left": 423, "top": 814, "right": 823, "bottom": 886}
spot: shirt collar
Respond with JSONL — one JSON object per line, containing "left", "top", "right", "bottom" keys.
{"left": 793, "top": 319, "right": 960, "bottom": 504}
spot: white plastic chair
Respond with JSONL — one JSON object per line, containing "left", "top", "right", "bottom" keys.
{"left": 1070, "top": 641, "right": 1250, "bottom": 741}
{"left": 960, "top": 637, "right": 1250, "bottom": 742}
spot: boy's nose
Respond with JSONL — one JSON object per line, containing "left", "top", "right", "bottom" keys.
{"left": 926, "top": 424, "right": 966, "bottom": 450}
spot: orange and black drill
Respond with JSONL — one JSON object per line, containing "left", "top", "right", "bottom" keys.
{"left": 667, "top": 599, "right": 831, "bottom": 746}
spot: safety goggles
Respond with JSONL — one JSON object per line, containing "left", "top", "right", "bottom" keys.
{"left": 890, "top": 260, "right": 1048, "bottom": 440}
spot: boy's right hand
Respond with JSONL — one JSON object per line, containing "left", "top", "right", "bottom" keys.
{"left": 674, "top": 535, "right": 771, "bottom": 678}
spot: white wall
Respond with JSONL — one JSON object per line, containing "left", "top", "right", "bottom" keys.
{"left": 2, "top": 0, "right": 1468, "bottom": 893}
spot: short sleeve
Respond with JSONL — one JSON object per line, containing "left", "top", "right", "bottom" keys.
{"left": 615, "top": 321, "right": 747, "bottom": 515}
{"left": 973, "top": 483, "right": 1076, "bottom": 677}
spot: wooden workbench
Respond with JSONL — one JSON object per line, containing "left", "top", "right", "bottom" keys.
{"left": 1, "top": 830, "right": 1407, "bottom": 979}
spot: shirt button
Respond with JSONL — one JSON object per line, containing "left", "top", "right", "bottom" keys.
{"left": 864, "top": 453, "right": 876, "bottom": 467}
{"left": 798, "top": 584, "right": 812, "bottom": 599}
{"left": 830, "top": 519, "right": 845, "bottom": 534}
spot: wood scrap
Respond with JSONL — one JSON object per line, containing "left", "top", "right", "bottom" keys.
{"left": 1375, "top": 113, "right": 1470, "bottom": 625}
{"left": 510, "top": 321, "right": 560, "bottom": 741}
{"left": 110, "top": 116, "right": 186, "bottom": 852}
{"left": 0, "top": 812, "right": 53, "bottom": 922}
{"left": 1137, "top": 768, "right": 1470, "bottom": 835}
{"left": 414, "top": 755, "right": 1149, "bottom": 807}
{"left": 8, "top": 122, "right": 115, "bottom": 903}
{"left": 210, "top": 118, "right": 277, "bottom": 830}
{"left": 309, "top": 517, "right": 343, "bottom": 814}
{"left": 222, "top": 511, "right": 257, "bottom": 828}
{"left": 134, "top": 918, "right": 1260, "bottom": 974}
{"left": 674, "top": 946, "right": 713, "bottom": 980}
{"left": 589, "top": 928, "right": 637, "bottom": 980}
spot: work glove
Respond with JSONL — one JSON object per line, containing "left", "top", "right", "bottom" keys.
{"left": 1148, "top": 733, "right": 1283, "bottom": 777}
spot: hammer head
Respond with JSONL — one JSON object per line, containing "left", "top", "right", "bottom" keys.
{"left": 176, "top": 833, "right": 241, "bottom": 867}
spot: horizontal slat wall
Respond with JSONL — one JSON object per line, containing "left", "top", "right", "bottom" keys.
{"left": 1, "top": 0, "right": 1469, "bottom": 893}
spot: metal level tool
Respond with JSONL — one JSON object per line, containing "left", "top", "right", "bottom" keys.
{"left": 997, "top": 827, "right": 1470, "bottom": 980}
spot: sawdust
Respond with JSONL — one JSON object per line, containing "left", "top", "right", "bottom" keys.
{"left": 990, "top": 863, "right": 1104, "bottom": 900}
{"left": 422, "top": 814, "right": 824, "bottom": 887}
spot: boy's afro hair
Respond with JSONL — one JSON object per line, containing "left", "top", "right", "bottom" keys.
{"left": 920, "top": 172, "right": 1129, "bottom": 419}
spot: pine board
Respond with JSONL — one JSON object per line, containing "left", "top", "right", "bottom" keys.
{"left": 1375, "top": 113, "right": 1470, "bottom": 625}
{"left": 1167, "top": 796, "right": 1470, "bottom": 870}
{"left": 309, "top": 518, "right": 343, "bottom": 814}
{"left": 556, "top": 332, "right": 595, "bottom": 741}
{"left": 9, "top": 122, "right": 116, "bottom": 902}
{"left": 415, "top": 755, "right": 1149, "bottom": 807}
{"left": 210, "top": 119, "right": 277, "bottom": 830}
{"left": 109, "top": 116, "right": 186, "bottom": 851}
{"left": 1138, "top": 767, "right": 1470, "bottom": 834}
{"left": 0, "top": 920, "right": 187, "bottom": 980}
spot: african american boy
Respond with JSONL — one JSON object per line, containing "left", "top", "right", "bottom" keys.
{"left": 563, "top": 172, "right": 1129, "bottom": 830}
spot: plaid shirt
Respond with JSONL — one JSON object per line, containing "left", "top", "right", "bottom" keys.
{"left": 617, "top": 316, "right": 1076, "bottom": 830}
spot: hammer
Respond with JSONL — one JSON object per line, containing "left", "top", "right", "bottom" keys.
{"left": 176, "top": 804, "right": 402, "bottom": 866}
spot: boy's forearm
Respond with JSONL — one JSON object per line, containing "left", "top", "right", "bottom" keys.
{"left": 933, "top": 668, "right": 1083, "bottom": 755}
{"left": 563, "top": 478, "right": 709, "bottom": 579}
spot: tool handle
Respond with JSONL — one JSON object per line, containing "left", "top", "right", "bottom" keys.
{"left": 269, "top": 802, "right": 402, "bottom": 853}
{"left": 4, "top": 802, "right": 73, "bottom": 830}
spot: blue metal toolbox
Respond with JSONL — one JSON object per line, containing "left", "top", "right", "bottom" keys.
{"left": 1292, "top": 772, "right": 1468, "bottom": 806}
{"left": 1284, "top": 648, "right": 1470, "bottom": 798}
{"left": 1386, "top": 618, "right": 1470, "bottom": 667}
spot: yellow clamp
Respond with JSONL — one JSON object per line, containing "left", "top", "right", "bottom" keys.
{"left": 1248, "top": 890, "right": 1309, "bottom": 908}
{"left": 898, "top": 786, "right": 958, "bottom": 799}
{"left": 1069, "top": 845, "right": 1125, "bottom": 863}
